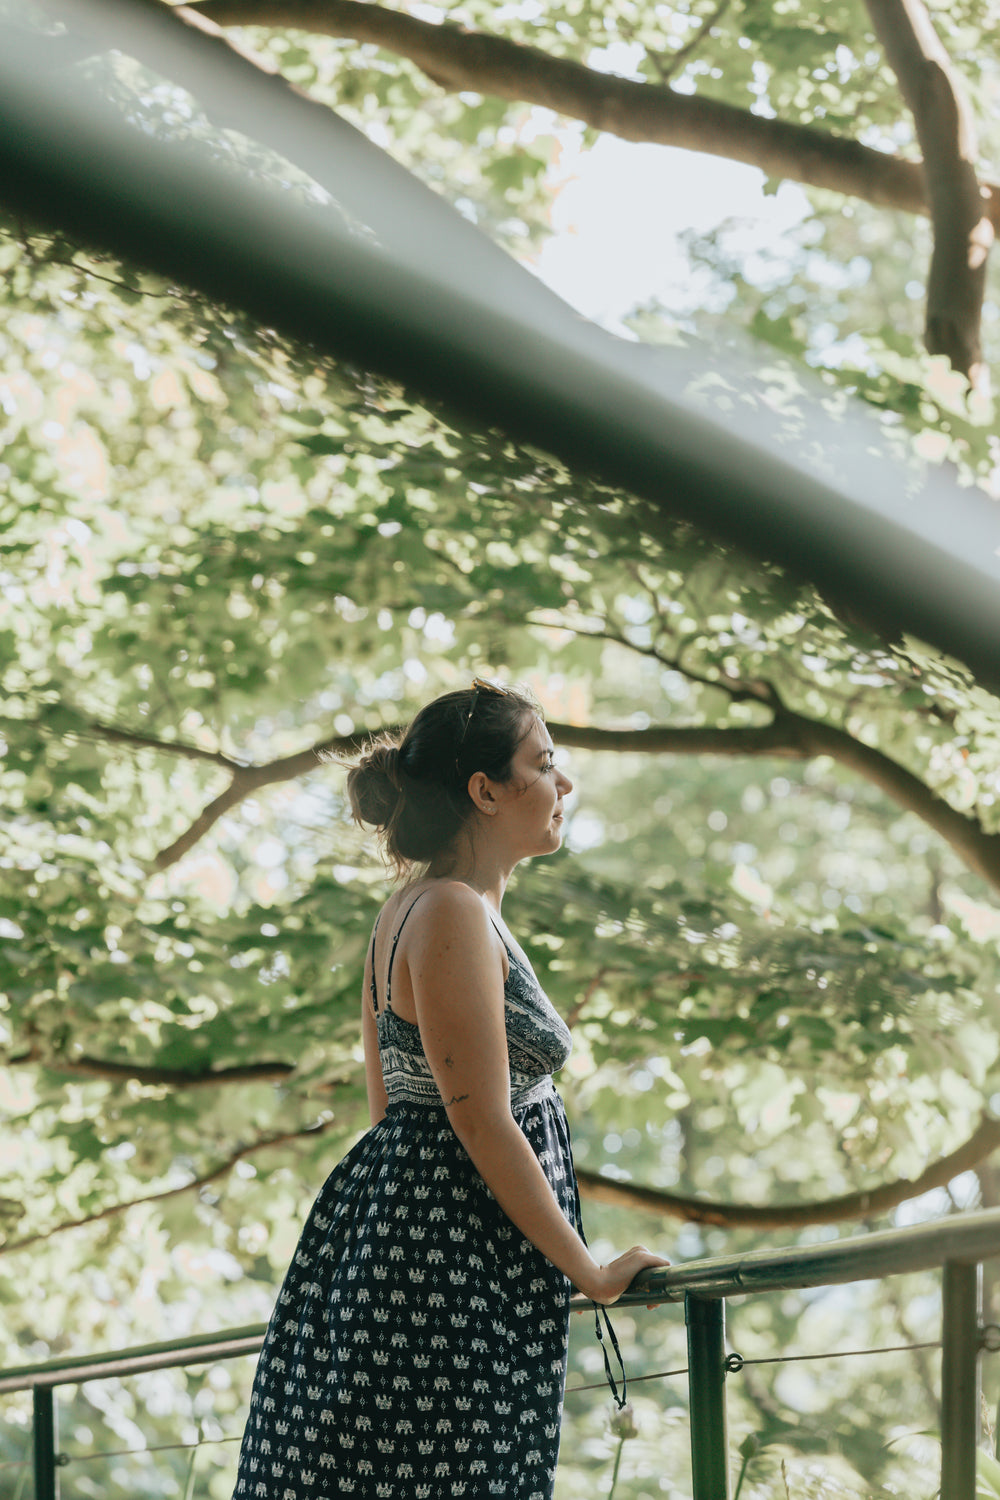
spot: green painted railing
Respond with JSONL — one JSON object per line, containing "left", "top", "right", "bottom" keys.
{"left": 626, "top": 1206, "right": 1000, "bottom": 1499}
{"left": 4, "top": 1207, "right": 1000, "bottom": 1499}
{"left": 0, "top": 1326, "right": 266, "bottom": 1500}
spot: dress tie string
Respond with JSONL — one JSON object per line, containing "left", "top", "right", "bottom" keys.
{"left": 593, "top": 1303, "right": 628, "bottom": 1409}
{"left": 568, "top": 1158, "right": 629, "bottom": 1408}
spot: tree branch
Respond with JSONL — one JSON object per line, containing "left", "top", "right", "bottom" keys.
{"left": 12, "top": 237, "right": 203, "bottom": 302}
{"left": 576, "top": 1114, "right": 1000, "bottom": 1228}
{"left": 552, "top": 710, "right": 1000, "bottom": 893}
{"left": 524, "top": 613, "right": 771, "bottom": 704}
{"left": 0, "top": 712, "right": 240, "bottom": 769}
{"left": 151, "top": 725, "right": 401, "bottom": 867}
{"left": 658, "top": 0, "right": 734, "bottom": 85}
{"left": 775, "top": 708, "right": 1000, "bottom": 891}
{"left": 26, "top": 685, "right": 996, "bottom": 899}
{"left": 0, "top": 1119, "right": 338, "bottom": 1256}
{"left": 192, "top": 0, "right": 1000, "bottom": 233}
{"left": 565, "top": 965, "right": 614, "bottom": 1029}
{"left": 90, "top": 723, "right": 235, "bottom": 765}
{"left": 63, "top": 701, "right": 1000, "bottom": 891}
{"left": 11, "top": 1043, "right": 296, "bottom": 1086}
{"left": 150, "top": 717, "right": 801, "bottom": 868}
{"left": 54, "top": 690, "right": 1000, "bottom": 888}
{"left": 864, "top": 0, "right": 993, "bottom": 382}
{"left": 7, "top": 1093, "right": 994, "bottom": 1247}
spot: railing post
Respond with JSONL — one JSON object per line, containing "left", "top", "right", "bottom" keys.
{"left": 32, "top": 1386, "right": 60, "bottom": 1500}
{"left": 941, "top": 1260, "right": 982, "bottom": 1500}
{"left": 685, "top": 1292, "right": 731, "bottom": 1500}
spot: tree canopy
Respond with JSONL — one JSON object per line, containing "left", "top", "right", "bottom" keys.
{"left": 3, "top": 1, "right": 1000, "bottom": 1496}
{"left": 183, "top": 0, "right": 1000, "bottom": 394}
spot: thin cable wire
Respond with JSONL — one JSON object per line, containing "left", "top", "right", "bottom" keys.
{"left": 741, "top": 1340, "right": 941, "bottom": 1367}
{"left": 57, "top": 1433, "right": 243, "bottom": 1466}
{"left": 566, "top": 1339, "right": 941, "bottom": 1395}
{"left": 569, "top": 1366, "right": 688, "bottom": 1394}
{"left": 10, "top": 1341, "right": 949, "bottom": 1457}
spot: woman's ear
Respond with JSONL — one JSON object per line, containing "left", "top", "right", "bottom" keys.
{"left": 466, "top": 771, "right": 499, "bottom": 816}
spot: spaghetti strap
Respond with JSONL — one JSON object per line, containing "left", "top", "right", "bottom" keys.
{"left": 367, "top": 912, "right": 383, "bottom": 1016}
{"left": 486, "top": 910, "right": 509, "bottom": 949}
{"left": 384, "top": 888, "right": 433, "bottom": 1013}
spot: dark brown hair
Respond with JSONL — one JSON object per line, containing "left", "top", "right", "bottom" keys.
{"left": 346, "top": 683, "right": 538, "bottom": 875}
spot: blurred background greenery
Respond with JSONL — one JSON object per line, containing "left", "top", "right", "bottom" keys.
{"left": 3, "top": 0, "right": 1000, "bottom": 1495}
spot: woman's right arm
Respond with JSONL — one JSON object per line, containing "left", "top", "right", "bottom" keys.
{"left": 406, "top": 884, "right": 667, "bottom": 1304}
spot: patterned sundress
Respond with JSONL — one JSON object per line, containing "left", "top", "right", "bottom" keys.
{"left": 232, "top": 893, "right": 590, "bottom": 1499}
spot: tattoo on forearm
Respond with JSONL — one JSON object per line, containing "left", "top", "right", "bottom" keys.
{"left": 442, "top": 1093, "right": 469, "bottom": 1107}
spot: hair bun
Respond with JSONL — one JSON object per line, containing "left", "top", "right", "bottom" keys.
{"left": 371, "top": 743, "right": 402, "bottom": 784}
{"left": 346, "top": 737, "right": 404, "bottom": 829}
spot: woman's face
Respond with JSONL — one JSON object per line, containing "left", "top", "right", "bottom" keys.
{"left": 494, "top": 716, "right": 573, "bottom": 857}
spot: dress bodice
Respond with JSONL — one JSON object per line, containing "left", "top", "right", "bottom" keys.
{"left": 378, "top": 934, "right": 572, "bottom": 1110}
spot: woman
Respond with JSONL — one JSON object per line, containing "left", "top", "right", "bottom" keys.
{"left": 232, "top": 680, "right": 669, "bottom": 1500}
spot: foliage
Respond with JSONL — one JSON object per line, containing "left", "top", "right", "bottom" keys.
{"left": 223, "top": 0, "right": 1000, "bottom": 422}
{"left": 3, "top": 1, "right": 1000, "bottom": 1491}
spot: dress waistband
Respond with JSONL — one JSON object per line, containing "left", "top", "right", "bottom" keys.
{"left": 510, "top": 1075, "right": 556, "bottom": 1112}
{"left": 385, "top": 1073, "right": 556, "bottom": 1112}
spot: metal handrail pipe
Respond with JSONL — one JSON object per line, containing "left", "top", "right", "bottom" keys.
{"left": 6, "top": 1209, "right": 1000, "bottom": 1392}
{"left": 619, "top": 1205, "right": 1000, "bottom": 1306}
{"left": 0, "top": 1325, "right": 267, "bottom": 1395}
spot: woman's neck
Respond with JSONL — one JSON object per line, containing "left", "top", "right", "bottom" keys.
{"left": 425, "top": 846, "right": 512, "bottom": 912}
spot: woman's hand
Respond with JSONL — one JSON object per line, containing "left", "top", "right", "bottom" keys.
{"left": 578, "top": 1245, "right": 672, "bottom": 1306}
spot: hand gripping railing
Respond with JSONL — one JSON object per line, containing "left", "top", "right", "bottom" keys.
{"left": 4, "top": 1206, "right": 1000, "bottom": 1499}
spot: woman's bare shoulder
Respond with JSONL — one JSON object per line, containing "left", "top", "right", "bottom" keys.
{"left": 375, "top": 881, "right": 490, "bottom": 948}
{"left": 403, "top": 884, "right": 509, "bottom": 990}
{"left": 407, "top": 879, "right": 490, "bottom": 927}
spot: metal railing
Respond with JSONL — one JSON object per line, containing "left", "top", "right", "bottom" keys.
{"left": 0, "top": 1325, "right": 266, "bottom": 1500}
{"left": 4, "top": 1206, "right": 1000, "bottom": 1499}
{"left": 625, "top": 1204, "right": 1000, "bottom": 1499}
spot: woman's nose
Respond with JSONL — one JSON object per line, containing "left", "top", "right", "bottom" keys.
{"left": 558, "top": 770, "right": 573, "bottom": 794}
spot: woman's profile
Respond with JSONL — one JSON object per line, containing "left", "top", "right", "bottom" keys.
{"left": 231, "top": 679, "right": 669, "bottom": 1498}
